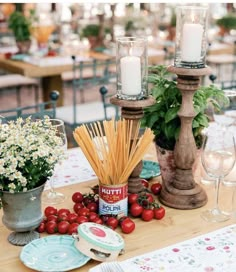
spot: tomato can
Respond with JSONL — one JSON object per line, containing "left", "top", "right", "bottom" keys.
{"left": 74, "top": 222, "right": 125, "bottom": 262}
{"left": 99, "top": 183, "right": 128, "bottom": 217}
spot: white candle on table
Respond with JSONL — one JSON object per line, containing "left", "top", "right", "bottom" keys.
{"left": 181, "top": 23, "right": 203, "bottom": 62}
{"left": 120, "top": 55, "right": 141, "bottom": 95}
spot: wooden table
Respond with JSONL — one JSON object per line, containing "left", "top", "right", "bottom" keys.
{"left": 0, "top": 49, "right": 165, "bottom": 107}
{"left": 0, "top": 51, "right": 112, "bottom": 107}
{"left": 206, "top": 54, "right": 236, "bottom": 81}
{"left": 207, "top": 42, "right": 235, "bottom": 55}
{"left": 0, "top": 152, "right": 235, "bottom": 272}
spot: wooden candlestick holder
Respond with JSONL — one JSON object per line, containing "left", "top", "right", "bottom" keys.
{"left": 110, "top": 96, "right": 155, "bottom": 193}
{"left": 159, "top": 65, "right": 211, "bottom": 209}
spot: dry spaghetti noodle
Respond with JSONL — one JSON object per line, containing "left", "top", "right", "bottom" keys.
{"left": 73, "top": 119, "right": 154, "bottom": 185}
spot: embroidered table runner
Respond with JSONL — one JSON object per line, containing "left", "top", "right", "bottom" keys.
{"left": 90, "top": 224, "right": 236, "bottom": 272}
{"left": 45, "top": 148, "right": 96, "bottom": 190}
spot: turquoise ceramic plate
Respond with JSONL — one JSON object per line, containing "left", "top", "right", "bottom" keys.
{"left": 140, "top": 160, "right": 161, "bottom": 180}
{"left": 11, "top": 54, "right": 28, "bottom": 61}
{"left": 20, "top": 235, "right": 90, "bottom": 272}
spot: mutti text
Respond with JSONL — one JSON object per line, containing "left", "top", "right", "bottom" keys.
{"left": 101, "top": 188, "right": 122, "bottom": 195}
{"left": 102, "top": 204, "right": 121, "bottom": 212}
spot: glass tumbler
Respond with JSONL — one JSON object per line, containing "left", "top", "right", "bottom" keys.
{"left": 174, "top": 6, "right": 209, "bottom": 69}
{"left": 116, "top": 36, "right": 148, "bottom": 100}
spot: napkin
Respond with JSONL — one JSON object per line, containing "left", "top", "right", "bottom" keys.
{"left": 90, "top": 224, "right": 236, "bottom": 272}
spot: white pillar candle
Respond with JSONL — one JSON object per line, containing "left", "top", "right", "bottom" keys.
{"left": 181, "top": 23, "right": 203, "bottom": 62}
{"left": 120, "top": 56, "right": 141, "bottom": 95}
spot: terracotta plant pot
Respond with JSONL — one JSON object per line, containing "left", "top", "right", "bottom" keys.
{"left": 155, "top": 144, "right": 201, "bottom": 188}
{"left": 16, "top": 40, "right": 31, "bottom": 54}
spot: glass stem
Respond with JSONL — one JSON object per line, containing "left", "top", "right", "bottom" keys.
{"left": 232, "top": 186, "right": 236, "bottom": 218}
{"left": 49, "top": 175, "right": 56, "bottom": 193}
{"left": 213, "top": 177, "right": 221, "bottom": 212}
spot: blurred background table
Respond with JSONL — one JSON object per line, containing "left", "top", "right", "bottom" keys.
{"left": 0, "top": 51, "right": 112, "bottom": 106}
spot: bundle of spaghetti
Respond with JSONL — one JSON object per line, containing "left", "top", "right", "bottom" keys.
{"left": 73, "top": 119, "right": 154, "bottom": 185}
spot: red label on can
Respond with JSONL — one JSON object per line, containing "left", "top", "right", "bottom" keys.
{"left": 99, "top": 184, "right": 128, "bottom": 216}
{"left": 99, "top": 184, "right": 127, "bottom": 204}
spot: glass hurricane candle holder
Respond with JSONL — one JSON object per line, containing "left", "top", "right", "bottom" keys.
{"left": 174, "top": 6, "right": 208, "bottom": 69}
{"left": 116, "top": 36, "right": 148, "bottom": 100}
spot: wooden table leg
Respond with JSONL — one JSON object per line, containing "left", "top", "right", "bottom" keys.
{"left": 41, "top": 75, "right": 63, "bottom": 107}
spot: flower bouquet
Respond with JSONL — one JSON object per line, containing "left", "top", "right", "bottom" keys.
{"left": 0, "top": 116, "right": 66, "bottom": 245}
{"left": 0, "top": 116, "right": 65, "bottom": 206}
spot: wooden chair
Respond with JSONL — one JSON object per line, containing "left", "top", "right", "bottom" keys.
{"left": 221, "top": 80, "right": 236, "bottom": 90}
{"left": 99, "top": 86, "right": 119, "bottom": 120}
{"left": 0, "top": 90, "right": 59, "bottom": 122}
{"left": 206, "top": 54, "right": 236, "bottom": 82}
{"left": 56, "top": 84, "right": 119, "bottom": 147}
{"left": 61, "top": 56, "right": 116, "bottom": 103}
{"left": 0, "top": 73, "right": 40, "bottom": 106}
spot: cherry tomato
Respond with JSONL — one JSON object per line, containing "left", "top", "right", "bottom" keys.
{"left": 120, "top": 218, "right": 135, "bottom": 234}
{"left": 140, "top": 193, "right": 154, "bottom": 207}
{"left": 83, "top": 194, "right": 96, "bottom": 207}
{"left": 47, "top": 50, "right": 57, "bottom": 57}
{"left": 146, "top": 193, "right": 154, "bottom": 203}
{"left": 58, "top": 221, "right": 70, "bottom": 234}
{"left": 100, "top": 214, "right": 110, "bottom": 224}
{"left": 58, "top": 213, "right": 70, "bottom": 222}
{"left": 118, "top": 216, "right": 129, "bottom": 226}
{"left": 106, "top": 217, "right": 119, "bottom": 230}
{"left": 141, "top": 179, "right": 149, "bottom": 188}
{"left": 73, "top": 202, "right": 84, "bottom": 214}
{"left": 151, "top": 183, "right": 162, "bottom": 195}
{"left": 130, "top": 202, "right": 144, "bottom": 217}
{"left": 77, "top": 207, "right": 90, "bottom": 217}
{"left": 46, "top": 214, "right": 58, "bottom": 222}
{"left": 67, "top": 223, "right": 79, "bottom": 235}
{"left": 87, "top": 202, "right": 98, "bottom": 213}
{"left": 58, "top": 208, "right": 70, "bottom": 217}
{"left": 76, "top": 215, "right": 89, "bottom": 224}
{"left": 44, "top": 206, "right": 57, "bottom": 217}
{"left": 72, "top": 192, "right": 84, "bottom": 203}
{"left": 93, "top": 217, "right": 103, "bottom": 224}
{"left": 141, "top": 209, "right": 154, "bottom": 221}
{"left": 45, "top": 221, "right": 57, "bottom": 234}
{"left": 153, "top": 206, "right": 165, "bottom": 220}
{"left": 128, "top": 193, "right": 138, "bottom": 205}
{"left": 4, "top": 52, "right": 12, "bottom": 59}
{"left": 37, "top": 222, "right": 45, "bottom": 233}
{"left": 88, "top": 212, "right": 99, "bottom": 222}
{"left": 68, "top": 213, "right": 78, "bottom": 224}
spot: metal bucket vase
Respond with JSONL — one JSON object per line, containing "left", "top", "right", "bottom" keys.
{"left": 1, "top": 183, "right": 45, "bottom": 246}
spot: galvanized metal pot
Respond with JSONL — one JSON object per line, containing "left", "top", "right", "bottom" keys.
{"left": 1, "top": 183, "right": 45, "bottom": 246}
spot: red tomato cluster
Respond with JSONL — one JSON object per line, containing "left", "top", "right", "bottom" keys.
{"left": 128, "top": 189, "right": 165, "bottom": 222}
{"left": 141, "top": 179, "right": 162, "bottom": 196}
{"left": 38, "top": 206, "right": 79, "bottom": 235}
{"left": 37, "top": 191, "right": 136, "bottom": 235}
{"left": 46, "top": 50, "right": 57, "bottom": 57}
{"left": 38, "top": 182, "right": 164, "bottom": 236}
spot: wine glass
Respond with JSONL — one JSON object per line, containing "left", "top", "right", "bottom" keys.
{"left": 42, "top": 119, "right": 68, "bottom": 204}
{"left": 213, "top": 90, "right": 236, "bottom": 128}
{"left": 202, "top": 90, "right": 236, "bottom": 185}
{"left": 201, "top": 128, "right": 236, "bottom": 222}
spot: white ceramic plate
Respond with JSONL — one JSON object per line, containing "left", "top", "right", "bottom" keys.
{"left": 20, "top": 235, "right": 90, "bottom": 271}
